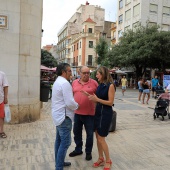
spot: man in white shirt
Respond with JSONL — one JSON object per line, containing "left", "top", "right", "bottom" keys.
{"left": 0, "top": 71, "right": 9, "bottom": 138}
{"left": 52, "top": 63, "right": 79, "bottom": 170}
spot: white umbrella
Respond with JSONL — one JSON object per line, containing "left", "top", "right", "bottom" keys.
{"left": 115, "top": 69, "right": 127, "bottom": 74}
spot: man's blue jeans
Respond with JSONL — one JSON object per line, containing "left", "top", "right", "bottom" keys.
{"left": 73, "top": 114, "right": 94, "bottom": 153}
{"left": 55, "top": 117, "right": 72, "bottom": 170}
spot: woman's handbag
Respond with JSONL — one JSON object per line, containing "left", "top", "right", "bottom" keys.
{"left": 109, "top": 110, "right": 117, "bottom": 132}
{"left": 4, "top": 104, "right": 11, "bottom": 123}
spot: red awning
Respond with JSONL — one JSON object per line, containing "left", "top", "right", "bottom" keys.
{"left": 41, "top": 65, "right": 51, "bottom": 71}
{"left": 41, "top": 65, "right": 57, "bottom": 72}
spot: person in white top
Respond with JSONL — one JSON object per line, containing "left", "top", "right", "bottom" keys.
{"left": 166, "top": 83, "right": 170, "bottom": 91}
{"left": 52, "top": 63, "right": 79, "bottom": 170}
{"left": 0, "top": 71, "right": 9, "bottom": 138}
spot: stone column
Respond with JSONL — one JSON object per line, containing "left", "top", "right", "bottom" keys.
{"left": 0, "top": 0, "right": 43, "bottom": 123}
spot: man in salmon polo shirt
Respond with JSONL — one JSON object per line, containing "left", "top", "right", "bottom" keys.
{"left": 0, "top": 71, "right": 9, "bottom": 138}
{"left": 69, "top": 66, "right": 98, "bottom": 161}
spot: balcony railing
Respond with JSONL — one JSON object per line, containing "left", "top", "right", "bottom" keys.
{"left": 86, "top": 61, "right": 93, "bottom": 66}
{"left": 71, "top": 62, "right": 78, "bottom": 66}
{"left": 111, "top": 36, "right": 116, "bottom": 40}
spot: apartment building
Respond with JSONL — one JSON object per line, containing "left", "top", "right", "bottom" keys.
{"left": 111, "top": 22, "right": 117, "bottom": 45}
{"left": 56, "top": 1, "right": 112, "bottom": 74}
{"left": 117, "top": 0, "right": 170, "bottom": 42}
{"left": 42, "top": 44, "right": 58, "bottom": 59}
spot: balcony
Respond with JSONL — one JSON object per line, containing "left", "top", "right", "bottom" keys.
{"left": 71, "top": 62, "right": 78, "bottom": 66}
{"left": 86, "top": 61, "right": 93, "bottom": 66}
{"left": 111, "top": 36, "right": 116, "bottom": 40}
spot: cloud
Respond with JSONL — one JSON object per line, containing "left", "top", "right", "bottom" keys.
{"left": 42, "top": 0, "right": 117, "bottom": 46}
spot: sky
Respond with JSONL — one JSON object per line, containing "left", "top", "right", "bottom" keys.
{"left": 41, "top": 0, "right": 117, "bottom": 47}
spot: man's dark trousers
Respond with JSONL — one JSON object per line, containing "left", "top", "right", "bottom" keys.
{"left": 73, "top": 114, "right": 94, "bottom": 154}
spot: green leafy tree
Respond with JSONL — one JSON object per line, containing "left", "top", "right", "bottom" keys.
{"left": 41, "top": 49, "right": 57, "bottom": 67}
{"left": 109, "top": 24, "right": 170, "bottom": 80}
{"left": 94, "top": 38, "right": 110, "bottom": 67}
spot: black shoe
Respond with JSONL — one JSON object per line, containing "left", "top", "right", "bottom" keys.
{"left": 69, "top": 150, "right": 83, "bottom": 157}
{"left": 64, "top": 162, "right": 71, "bottom": 166}
{"left": 86, "top": 153, "right": 92, "bottom": 161}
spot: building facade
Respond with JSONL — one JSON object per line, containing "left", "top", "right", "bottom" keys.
{"left": 56, "top": 1, "right": 112, "bottom": 75}
{"left": 117, "top": 0, "right": 170, "bottom": 42}
{"left": 42, "top": 44, "right": 58, "bottom": 59}
{"left": 0, "top": 1, "right": 43, "bottom": 123}
{"left": 111, "top": 22, "right": 117, "bottom": 45}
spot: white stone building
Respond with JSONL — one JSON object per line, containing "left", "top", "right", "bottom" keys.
{"left": 116, "top": 0, "right": 170, "bottom": 42}
{"left": 0, "top": 1, "right": 43, "bottom": 123}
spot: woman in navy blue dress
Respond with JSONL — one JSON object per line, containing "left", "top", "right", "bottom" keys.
{"left": 88, "top": 66, "right": 115, "bottom": 170}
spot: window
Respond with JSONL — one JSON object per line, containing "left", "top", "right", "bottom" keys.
{"left": 79, "top": 41, "right": 81, "bottom": 48}
{"left": 133, "top": 21, "right": 139, "bottom": 30}
{"left": 119, "top": 14, "right": 123, "bottom": 24}
{"left": 88, "top": 55, "right": 92, "bottom": 65}
{"left": 89, "top": 41, "right": 93, "bottom": 48}
{"left": 74, "top": 45, "right": 75, "bottom": 51}
{"left": 79, "top": 55, "right": 81, "bottom": 62}
{"left": 118, "top": 30, "right": 122, "bottom": 38}
{"left": 119, "top": 0, "right": 123, "bottom": 9}
{"left": 148, "top": 22, "right": 157, "bottom": 27}
{"left": 77, "top": 43, "right": 78, "bottom": 50}
{"left": 150, "top": 4, "right": 158, "bottom": 14}
{"left": 133, "top": 3, "right": 140, "bottom": 16}
{"left": 88, "top": 28, "right": 92, "bottom": 33}
{"left": 125, "top": 9, "right": 131, "bottom": 21}
{"left": 163, "top": 6, "right": 170, "bottom": 16}
{"left": 125, "top": 25, "right": 130, "bottom": 31}
{"left": 125, "top": 0, "right": 131, "bottom": 5}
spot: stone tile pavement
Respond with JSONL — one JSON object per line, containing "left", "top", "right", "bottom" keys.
{"left": 1, "top": 88, "right": 170, "bottom": 170}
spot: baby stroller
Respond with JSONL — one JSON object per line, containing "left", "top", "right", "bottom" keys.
{"left": 153, "top": 98, "right": 170, "bottom": 121}
{"left": 154, "top": 86, "right": 165, "bottom": 99}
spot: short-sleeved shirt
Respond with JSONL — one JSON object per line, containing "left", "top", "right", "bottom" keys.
{"left": 121, "top": 78, "right": 127, "bottom": 86}
{"left": 72, "top": 78, "right": 98, "bottom": 115}
{"left": 151, "top": 78, "right": 159, "bottom": 87}
{"left": 0, "top": 71, "right": 9, "bottom": 104}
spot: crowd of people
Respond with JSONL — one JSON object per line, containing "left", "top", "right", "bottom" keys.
{"left": 2, "top": 64, "right": 170, "bottom": 170}
{"left": 137, "top": 75, "right": 162, "bottom": 104}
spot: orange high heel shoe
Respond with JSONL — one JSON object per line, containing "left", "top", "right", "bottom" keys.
{"left": 93, "top": 157, "right": 105, "bottom": 167}
{"left": 103, "top": 160, "right": 112, "bottom": 170}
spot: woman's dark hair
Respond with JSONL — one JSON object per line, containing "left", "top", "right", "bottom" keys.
{"left": 56, "top": 63, "right": 70, "bottom": 76}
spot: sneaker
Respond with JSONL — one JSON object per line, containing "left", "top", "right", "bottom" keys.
{"left": 86, "top": 153, "right": 92, "bottom": 161}
{"left": 69, "top": 151, "right": 83, "bottom": 157}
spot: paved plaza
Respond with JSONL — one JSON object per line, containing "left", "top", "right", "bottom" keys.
{"left": 1, "top": 88, "right": 170, "bottom": 170}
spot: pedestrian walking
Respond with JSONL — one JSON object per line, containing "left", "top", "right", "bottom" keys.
{"left": 130, "top": 77, "right": 133, "bottom": 88}
{"left": 121, "top": 75, "right": 127, "bottom": 96}
{"left": 151, "top": 75, "right": 160, "bottom": 98}
{"left": 51, "top": 63, "right": 79, "bottom": 170}
{"left": 69, "top": 66, "right": 98, "bottom": 161}
{"left": 142, "top": 79, "right": 150, "bottom": 104}
{"left": 0, "top": 71, "right": 9, "bottom": 138}
{"left": 138, "top": 78, "right": 143, "bottom": 103}
{"left": 87, "top": 66, "right": 115, "bottom": 170}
